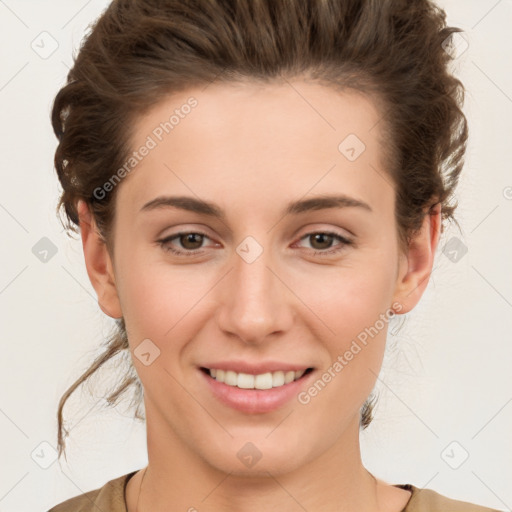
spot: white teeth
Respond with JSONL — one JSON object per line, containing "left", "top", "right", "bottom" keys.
{"left": 237, "top": 373, "right": 254, "bottom": 389}
{"left": 208, "top": 368, "right": 309, "bottom": 389}
{"left": 225, "top": 370, "right": 238, "bottom": 386}
{"left": 295, "top": 369, "right": 306, "bottom": 379}
{"left": 254, "top": 373, "right": 273, "bottom": 390}
{"left": 272, "top": 371, "right": 285, "bottom": 387}
{"left": 284, "top": 370, "right": 295, "bottom": 384}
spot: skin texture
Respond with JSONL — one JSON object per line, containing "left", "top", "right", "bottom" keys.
{"left": 77, "top": 80, "right": 441, "bottom": 512}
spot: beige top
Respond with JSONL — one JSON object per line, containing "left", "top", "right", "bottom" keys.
{"left": 47, "top": 471, "right": 503, "bottom": 512}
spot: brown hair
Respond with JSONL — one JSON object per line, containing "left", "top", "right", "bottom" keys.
{"left": 52, "top": 0, "right": 468, "bottom": 459}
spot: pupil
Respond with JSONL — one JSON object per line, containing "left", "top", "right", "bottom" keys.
{"left": 312, "top": 233, "right": 332, "bottom": 250}
{"left": 182, "top": 233, "right": 202, "bottom": 249}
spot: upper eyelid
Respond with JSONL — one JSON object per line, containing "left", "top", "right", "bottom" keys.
{"left": 159, "top": 221, "right": 354, "bottom": 237}
{"left": 155, "top": 216, "right": 356, "bottom": 240}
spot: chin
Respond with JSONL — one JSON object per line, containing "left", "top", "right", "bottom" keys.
{"left": 200, "top": 435, "right": 312, "bottom": 477}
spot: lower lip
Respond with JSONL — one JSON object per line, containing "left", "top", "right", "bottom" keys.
{"left": 199, "top": 369, "right": 314, "bottom": 413}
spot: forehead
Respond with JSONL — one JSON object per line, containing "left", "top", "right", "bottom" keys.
{"left": 118, "top": 80, "right": 391, "bottom": 214}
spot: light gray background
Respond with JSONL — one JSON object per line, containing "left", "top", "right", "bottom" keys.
{"left": 1, "top": 1, "right": 511, "bottom": 511}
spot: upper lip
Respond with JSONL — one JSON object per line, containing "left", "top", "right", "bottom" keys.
{"left": 200, "top": 361, "right": 313, "bottom": 374}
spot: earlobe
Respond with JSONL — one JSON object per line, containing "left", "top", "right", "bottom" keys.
{"left": 392, "top": 203, "right": 442, "bottom": 314}
{"left": 77, "top": 200, "right": 123, "bottom": 319}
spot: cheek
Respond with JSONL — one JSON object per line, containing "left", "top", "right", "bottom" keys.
{"left": 300, "top": 270, "right": 393, "bottom": 420}
{"left": 301, "top": 257, "right": 397, "bottom": 338}
{"left": 116, "top": 258, "right": 224, "bottom": 378}
{"left": 116, "top": 230, "right": 397, "bottom": 348}
{"left": 295, "top": 247, "right": 398, "bottom": 390}
{"left": 114, "top": 250, "right": 203, "bottom": 338}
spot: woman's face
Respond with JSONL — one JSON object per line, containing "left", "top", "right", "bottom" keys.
{"left": 81, "top": 79, "right": 438, "bottom": 476}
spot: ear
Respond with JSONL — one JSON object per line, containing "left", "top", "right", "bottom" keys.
{"left": 77, "top": 200, "right": 123, "bottom": 319}
{"left": 391, "top": 202, "right": 442, "bottom": 314}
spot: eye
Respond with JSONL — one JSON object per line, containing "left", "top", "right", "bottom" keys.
{"left": 157, "top": 230, "right": 353, "bottom": 257}
{"left": 294, "top": 231, "right": 353, "bottom": 256}
{"left": 157, "top": 231, "right": 213, "bottom": 257}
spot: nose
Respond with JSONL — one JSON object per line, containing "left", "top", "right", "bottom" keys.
{"left": 215, "top": 242, "right": 294, "bottom": 345}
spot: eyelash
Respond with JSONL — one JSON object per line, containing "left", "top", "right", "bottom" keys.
{"left": 157, "top": 230, "right": 353, "bottom": 257}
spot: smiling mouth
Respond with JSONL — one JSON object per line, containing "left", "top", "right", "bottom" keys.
{"left": 200, "top": 367, "right": 314, "bottom": 390}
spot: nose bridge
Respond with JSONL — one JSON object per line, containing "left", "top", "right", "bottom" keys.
{"left": 215, "top": 237, "right": 292, "bottom": 343}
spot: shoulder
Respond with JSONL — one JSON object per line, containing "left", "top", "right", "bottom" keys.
{"left": 47, "top": 471, "right": 135, "bottom": 512}
{"left": 402, "top": 484, "right": 504, "bottom": 512}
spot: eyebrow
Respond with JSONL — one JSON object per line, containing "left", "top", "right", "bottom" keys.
{"left": 139, "top": 194, "right": 373, "bottom": 219}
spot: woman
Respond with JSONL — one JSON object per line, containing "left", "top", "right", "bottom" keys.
{"left": 47, "top": 0, "right": 501, "bottom": 510}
